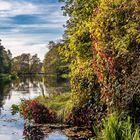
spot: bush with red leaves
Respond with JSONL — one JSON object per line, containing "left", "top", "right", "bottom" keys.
{"left": 65, "top": 104, "right": 107, "bottom": 127}
{"left": 20, "top": 99, "right": 57, "bottom": 124}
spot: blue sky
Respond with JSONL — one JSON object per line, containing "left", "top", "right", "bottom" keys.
{"left": 0, "top": 0, "right": 67, "bottom": 60}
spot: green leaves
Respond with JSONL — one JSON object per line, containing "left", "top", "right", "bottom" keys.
{"left": 59, "top": 0, "right": 140, "bottom": 131}
{"left": 11, "top": 104, "right": 20, "bottom": 115}
{"left": 96, "top": 114, "right": 140, "bottom": 140}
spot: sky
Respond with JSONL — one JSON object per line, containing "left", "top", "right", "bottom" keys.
{"left": 0, "top": 0, "right": 67, "bottom": 60}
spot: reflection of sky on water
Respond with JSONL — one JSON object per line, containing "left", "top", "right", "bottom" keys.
{"left": 45, "top": 130, "right": 68, "bottom": 140}
{"left": 0, "top": 76, "right": 69, "bottom": 140}
{"left": 0, "top": 78, "right": 40, "bottom": 140}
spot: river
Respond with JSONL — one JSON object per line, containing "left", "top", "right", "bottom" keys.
{"left": 0, "top": 76, "right": 71, "bottom": 140}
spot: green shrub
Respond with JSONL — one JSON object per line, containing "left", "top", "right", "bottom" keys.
{"left": 70, "top": 60, "right": 100, "bottom": 109}
{"left": 11, "top": 104, "right": 20, "bottom": 115}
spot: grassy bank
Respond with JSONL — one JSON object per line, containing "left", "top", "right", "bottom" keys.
{"left": 11, "top": 92, "right": 73, "bottom": 123}
{"left": 36, "top": 92, "right": 73, "bottom": 122}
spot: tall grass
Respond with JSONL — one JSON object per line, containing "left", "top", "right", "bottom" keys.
{"left": 93, "top": 113, "right": 140, "bottom": 140}
{"left": 36, "top": 92, "right": 72, "bottom": 122}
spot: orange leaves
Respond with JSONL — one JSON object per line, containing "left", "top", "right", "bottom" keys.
{"left": 92, "top": 42, "right": 115, "bottom": 99}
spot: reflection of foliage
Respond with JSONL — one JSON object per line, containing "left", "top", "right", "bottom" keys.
{"left": 11, "top": 76, "right": 42, "bottom": 92}
{"left": 0, "top": 81, "right": 11, "bottom": 112}
{"left": 0, "top": 74, "right": 15, "bottom": 82}
{"left": 43, "top": 75, "right": 69, "bottom": 88}
{"left": 43, "top": 75, "right": 70, "bottom": 97}
{"left": 11, "top": 104, "right": 19, "bottom": 115}
{"left": 23, "top": 124, "right": 44, "bottom": 140}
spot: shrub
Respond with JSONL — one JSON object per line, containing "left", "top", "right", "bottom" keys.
{"left": 70, "top": 60, "right": 101, "bottom": 110}
{"left": 11, "top": 104, "right": 19, "bottom": 115}
{"left": 20, "top": 99, "right": 57, "bottom": 124}
{"left": 91, "top": 0, "right": 140, "bottom": 110}
{"left": 65, "top": 103, "right": 107, "bottom": 127}
{"left": 65, "top": 60, "right": 105, "bottom": 127}
{"left": 119, "top": 59, "right": 140, "bottom": 123}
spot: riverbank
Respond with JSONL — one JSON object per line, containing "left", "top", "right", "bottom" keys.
{"left": 10, "top": 84, "right": 140, "bottom": 140}
{"left": 0, "top": 73, "right": 17, "bottom": 82}
{"left": 30, "top": 123, "right": 93, "bottom": 139}
{"left": 11, "top": 92, "right": 94, "bottom": 139}
{"left": 36, "top": 92, "right": 72, "bottom": 122}
{"left": 11, "top": 92, "right": 72, "bottom": 123}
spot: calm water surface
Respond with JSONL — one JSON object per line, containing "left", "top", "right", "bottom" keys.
{"left": 0, "top": 76, "right": 70, "bottom": 140}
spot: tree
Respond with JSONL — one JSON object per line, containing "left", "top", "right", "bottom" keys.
{"left": 30, "top": 54, "right": 42, "bottom": 74}
{"left": 0, "top": 40, "right": 12, "bottom": 74}
{"left": 43, "top": 41, "right": 69, "bottom": 79}
{"left": 12, "top": 53, "right": 42, "bottom": 74}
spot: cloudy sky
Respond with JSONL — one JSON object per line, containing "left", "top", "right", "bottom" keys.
{"left": 0, "top": 0, "right": 67, "bottom": 60}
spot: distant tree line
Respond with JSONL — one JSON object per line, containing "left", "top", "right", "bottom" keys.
{"left": 12, "top": 53, "right": 42, "bottom": 75}
{"left": 0, "top": 39, "right": 43, "bottom": 75}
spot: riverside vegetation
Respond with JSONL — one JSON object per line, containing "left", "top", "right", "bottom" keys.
{"left": 4, "top": 0, "right": 140, "bottom": 139}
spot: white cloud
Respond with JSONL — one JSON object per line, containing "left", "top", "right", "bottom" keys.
{"left": 0, "top": 0, "right": 39, "bottom": 17}
{"left": 1, "top": 33, "right": 62, "bottom": 61}
{"left": 0, "top": 0, "right": 64, "bottom": 18}
{"left": 0, "top": 0, "right": 67, "bottom": 60}
{"left": 0, "top": 1, "right": 11, "bottom": 10}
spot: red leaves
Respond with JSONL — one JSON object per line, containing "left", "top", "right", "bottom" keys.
{"left": 65, "top": 104, "right": 107, "bottom": 127}
{"left": 21, "top": 99, "right": 57, "bottom": 124}
{"left": 92, "top": 43, "right": 115, "bottom": 99}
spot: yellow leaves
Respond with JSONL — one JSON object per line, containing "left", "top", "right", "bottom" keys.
{"left": 95, "top": 29, "right": 101, "bottom": 38}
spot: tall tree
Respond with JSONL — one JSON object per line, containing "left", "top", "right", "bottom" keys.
{"left": 0, "top": 40, "right": 12, "bottom": 74}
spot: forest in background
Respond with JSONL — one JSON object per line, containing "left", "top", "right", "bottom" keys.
{"left": 1, "top": 0, "right": 140, "bottom": 139}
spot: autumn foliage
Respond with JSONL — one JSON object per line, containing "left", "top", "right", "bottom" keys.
{"left": 65, "top": 104, "right": 107, "bottom": 127}
{"left": 20, "top": 99, "right": 57, "bottom": 124}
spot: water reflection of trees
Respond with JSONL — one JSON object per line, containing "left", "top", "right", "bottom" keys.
{"left": 43, "top": 75, "right": 70, "bottom": 96}
{"left": 11, "top": 75, "right": 70, "bottom": 96}
{"left": 23, "top": 123, "right": 74, "bottom": 140}
{"left": 11, "top": 76, "right": 43, "bottom": 93}
{"left": 0, "top": 75, "right": 70, "bottom": 114}
{"left": 0, "top": 81, "right": 11, "bottom": 114}
{"left": 23, "top": 124, "right": 45, "bottom": 140}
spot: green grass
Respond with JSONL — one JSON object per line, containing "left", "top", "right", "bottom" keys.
{"left": 93, "top": 113, "right": 140, "bottom": 140}
{"left": 36, "top": 92, "right": 73, "bottom": 122}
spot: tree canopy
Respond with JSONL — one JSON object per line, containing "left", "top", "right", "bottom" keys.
{"left": 0, "top": 40, "right": 12, "bottom": 74}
